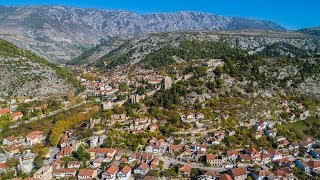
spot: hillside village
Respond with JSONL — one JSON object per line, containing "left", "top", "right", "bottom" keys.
{"left": 0, "top": 2, "right": 319, "bottom": 180}
{"left": 0, "top": 59, "right": 320, "bottom": 180}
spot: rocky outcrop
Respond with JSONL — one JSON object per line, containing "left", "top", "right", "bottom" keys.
{"left": 0, "top": 39, "right": 75, "bottom": 98}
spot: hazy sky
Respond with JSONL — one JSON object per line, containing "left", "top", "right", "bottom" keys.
{"left": 0, "top": 0, "right": 319, "bottom": 30}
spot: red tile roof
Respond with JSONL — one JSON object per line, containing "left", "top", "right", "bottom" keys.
{"left": 120, "top": 165, "right": 131, "bottom": 174}
{"left": 168, "top": 145, "right": 182, "bottom": 151}
{"left": 231, "top": 167, "right": 247, "bottom": 177}
{"left": 130, "top": 152, "right": 141, "bottom": 159}
{"left": 0, "top": 163, "right": 8, "bottom": 169}
{"left": 307, "top": 161, "right": 320, "bottom": 169}
{"left": 239, "top": 154, "right": 253, "bottom": 161}
{"left": 142, "top": 153, "right": 153, "bottom": 161}
{"left": 120, "top": 157, "right": 128, "bottom": 163}
{"left": 78, "top": 169, "right": 95, "bottom": 177}
{"left": 227, "top": 150, "right": 239, "bottom": 156}
{"left": 137, "top": 163, "right": 149, "bottom": 171}
{"left": 205, "top": 170, "right": 216, "bottom": 177}
{"left": 11, "top": 111, "right": 23, "bottom": 118}
{"left": 219, "top": 173, "right": 232, "bottom": 180}
{"left": 179, "top": 164, "right": 191, "bottom": 173}
{"left": 254, "top": 169, "right": 272, "bottom": 177}
{"left": 206, "top": 154, "right": 216, "bottom": 161}
{"left": 273, "top": 169, "right": 287, "bottom": 177}
{"left": 26, "top": 131, "right": 43, "bottom": 139}
{"left": 104, "top": 164, "right": 119, "bottom": 175}
{"left": 88, "top": 148, "right": 116, "bottom": 154}
{"left": 5, "top": 136, "right": 16, "bottom": 142}
{"left": 0, "top": 108, "right": 10, "bottom": 115}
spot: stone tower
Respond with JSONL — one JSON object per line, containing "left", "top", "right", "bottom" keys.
{"left": 163, "top": 76, "right": 172, "bottom": 90}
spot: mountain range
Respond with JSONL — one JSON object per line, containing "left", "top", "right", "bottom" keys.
{"left": 0, "top": 5, "right": 285, "bottom": 62}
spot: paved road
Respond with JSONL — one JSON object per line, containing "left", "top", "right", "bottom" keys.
{"left": 44, "top": 147, "right": 60, "bottom": 166}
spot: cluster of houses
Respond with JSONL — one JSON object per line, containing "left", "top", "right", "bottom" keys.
{"left": 2, "top": 112, "right": 320, "bottom": 180}
{"left": 46, "top": 135, "right": 165, "bottom": 179}
{"left": 0, "top": 97, "right": 67, "bottom": 130}
{"left": 0, "top": 107, "right": 23, "bottom": 121}
{"left": 77, "top": 66, "right": 164, "bottom": 98}
{"left": 0, "top": 98, "right": 26, "bottom": 121}
{"left": 1, "top": 131, "right": 45, "bottom": 175}
{"left": 180, "top": 112, "right": 205, "bottom": 123}
{"left": 0, "top": 63, "right": 319, "bottom": 179}
{"left": 281, "top": 100, "right": 310, "bottom": 121}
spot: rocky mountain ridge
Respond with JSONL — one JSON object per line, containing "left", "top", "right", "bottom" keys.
{"left": 69, "top": 30, "right": 320, "bottom": 67}
{"left": 0, "top": 5, "right": 284, "bottom": 62}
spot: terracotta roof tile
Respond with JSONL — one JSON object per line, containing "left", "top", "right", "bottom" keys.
{"left": 120, "top": 165, "right": 131, "bottom": 174}
{"left": 138, "top": 163, "right": 149, "bottom": 171}
{"left": 219, "top": 173, "right": 232, "bottom": 180}
{"left": 231, "top": 167, "right": 247, "bottom": 177}
{"left": 78, "top": 169, "right": 95, "bottom": 177}
{"left": 0, "top": 108, "right": 10, "bottom": 115}
{"left": 206, "top": 154, "right": 216, "bottom": 161}
{"left": 105, "top": 164, "right": 119, "bottom": 175}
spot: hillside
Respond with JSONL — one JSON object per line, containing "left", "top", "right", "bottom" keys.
{"left": 298, "top": 27, "right": 320, "bottom": 36}
{"left": 0, "top": 6, "right": 284, "bottom": 62}
{"left": 70, "top": 30, "right": 320, "bottom": 99}
{"left": 69, "top": 30, "right": 320, "bottom": 68}
{"left": 0, "top": 38, "right": 82, "bottom": 98}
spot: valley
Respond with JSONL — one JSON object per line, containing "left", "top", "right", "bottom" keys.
{"left": 0, "top": 4, "right": 319, "bottom": 180}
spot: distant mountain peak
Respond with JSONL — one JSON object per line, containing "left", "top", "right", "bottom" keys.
{"left": 0, "top": 5, "right": 285, "bottom": 62}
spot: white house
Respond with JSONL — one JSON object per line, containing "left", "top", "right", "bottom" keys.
{"left": 3, "top": 136, "right": 18, "bottom": 146}
{"left": 78, "top": 169, "right": 97, "bottom": 180}
{"left": 102, "top": 164, "right": 119, "bottom": 180}
{"left": 254, "top": 121, "right": 268, "bottom": 131}
{"left": 20, "top": 152, "right": 36, "bottom": 173}
{"left": 33, "top": 166, "right": 53, "bottom": 180}
{"left": 53, "top": 168, "right": 77, "bottom": 178}
{"left": 67, "top": 161, "right": 81, "bottom": 169}
{"left": 134, "top": 163, "right": 149, "bottom": 176}
{"left": 117, "top": 165, "right": 131, "bottom": 180}
{"left": 26, "top": 131, "right": 45, "bottom": 145}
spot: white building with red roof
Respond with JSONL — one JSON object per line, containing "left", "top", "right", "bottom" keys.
{"left": 134, "top": 163, "right": 149, "bottom": 176}
{"left": 10, "top": 111, "right": 23, "bottom": 121}
{"left": 0, "top": 107, "right": 10, "bottom": 116}
{"left": 117, "top": 165, "right": 131, "bottom": 180}
{"left": 26, "top": 131, "right": 44, "bottom": 145}
{"left": 78, "top": 169, "right": 97, "bottom": 180}
{"left": 102, "top": 164, "right": 119, "bottom": 180}
{"left": 3, "top": 136, "right": 18, "bottom": 146}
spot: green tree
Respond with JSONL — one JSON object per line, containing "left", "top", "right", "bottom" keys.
{"left": 118, "top": 82, "right": 128, "bottom": 92}
{"left": 191, "top": 168, "right": 201, "bottom": 179}
{"left": 146, "top": 170, "right": 160, "bottom": 177}
{"left": 5, "top": 158, "right": 18, "bottom": 168}
{"left": 66, "top": 90, "right": 76, "bottom": 106}
{"left": 33, "top": 156, "right": 44, "bottom": 169}
{"left": 32, "top": 143, "right": 49, "bottom": 158}
{"left": 164, "top": 168, "right": 177, "bottom": 178}
{"left": 0, "top": 114, "right": 12, "bottom": 129}
{"left": 74, "top": 146, "right": 90, "bottom": 162}
{"left": 215, "top": 65, "right": 224, "bottom": 77}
